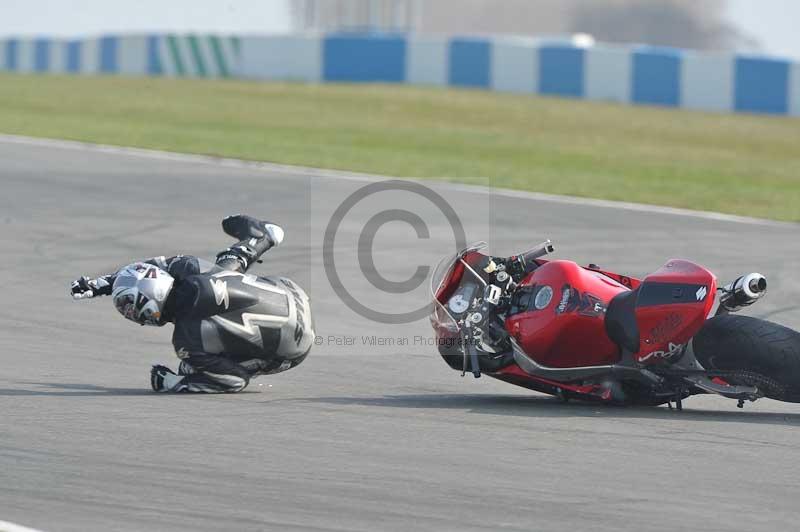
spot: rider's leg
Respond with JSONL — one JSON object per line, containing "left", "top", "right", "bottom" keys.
{"left": 151, "top": 354, "right": 251, "bottom": 393}
{"left": 215, "top": 215, "right": 284, "bottom": 273}
{"left": 158, "top": 349, "right": 310, "bottom": 392}
{"left": 247, "top": 350, "right": 310, "bottom": 376}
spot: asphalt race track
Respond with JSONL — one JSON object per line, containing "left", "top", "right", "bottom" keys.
{"left": 1, "top": 137, "right": 800, "bottom": 532}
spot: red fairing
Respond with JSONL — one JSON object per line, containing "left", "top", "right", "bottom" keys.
{"left": 429, "top": 245, "right": 734, "bottom": 403}
{"left": 494, "top": 363, "right": 602, "bottom": 395}
{"left": 634, "top": 260, "right": 717, "bottom": 364}
{"left": 586, "top": 266, "right": 642, "bottom": 290}
{"left": 506, "top": 260, "right": 628, "bottom": 368}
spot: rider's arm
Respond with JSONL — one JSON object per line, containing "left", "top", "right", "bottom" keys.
{"left": 70, "top": 256, "right": 199, "bottom": 300}
{"left": 70, "top": 274, "right": 116, "bottom": 299}
{"left": 146, "top": 255, "right": 200, "bottom": 280}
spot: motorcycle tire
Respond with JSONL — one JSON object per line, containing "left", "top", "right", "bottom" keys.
{"left": 693, "top": 314, "right": 800, "bottom": 402}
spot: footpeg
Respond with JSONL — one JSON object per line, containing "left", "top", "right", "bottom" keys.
{"left": 683, "top": 375, "right": 760, "bottom": 401}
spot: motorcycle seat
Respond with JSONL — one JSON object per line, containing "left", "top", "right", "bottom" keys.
{"left": 604, "top": 289, "right": 641, "bottom": 353}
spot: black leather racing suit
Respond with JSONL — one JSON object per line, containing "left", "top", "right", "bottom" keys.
{"left": 90, "top": 219, "right": 314, "bottom": 393}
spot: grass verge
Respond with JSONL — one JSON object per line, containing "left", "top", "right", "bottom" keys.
{"left": 1, "top": 74, "right": 798, "bottom": 221}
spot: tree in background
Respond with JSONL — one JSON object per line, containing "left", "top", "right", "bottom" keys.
{"left": 290, "top": 0, "right": 416, "bottom": 32}
{"left": 569, "top": 0, "right": 756, "bottom": 50}
{"left": 419, "top": 0, "right": 572, "bottom": 36}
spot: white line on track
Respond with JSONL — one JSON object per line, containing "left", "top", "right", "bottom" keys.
{"left": 0, "top": 520, "right": 45, "bottom": 532}
{"left": 1, "top": 133, "right": 795, "bottom": 228}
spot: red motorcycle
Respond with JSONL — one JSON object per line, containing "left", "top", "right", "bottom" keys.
{"left": 430, "top": 241, "right": 800, "bottom": 409}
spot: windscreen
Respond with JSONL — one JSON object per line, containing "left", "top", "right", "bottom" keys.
{"left": 429, "top": 242, "right": 488, "bottom": 335}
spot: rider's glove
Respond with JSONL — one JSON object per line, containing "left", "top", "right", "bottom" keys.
{"left": 70, "top": 276, "right": 110, "bottom": 300}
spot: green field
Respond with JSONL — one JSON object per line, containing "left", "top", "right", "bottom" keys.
{"left": 1, "top": 74, "right": 798, "bottom": 221}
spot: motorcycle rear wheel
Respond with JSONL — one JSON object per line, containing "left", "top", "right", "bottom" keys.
{"left": 693, "top": 315, "right": 800, "bottom": 402}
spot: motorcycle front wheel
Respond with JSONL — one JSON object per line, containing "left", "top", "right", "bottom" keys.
{"left": 693, "top": 315, "right": 800, "bottom": 402}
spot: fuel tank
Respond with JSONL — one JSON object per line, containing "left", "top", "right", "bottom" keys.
{"left": 505, "top": 261, "right": 628, "bottom": 368}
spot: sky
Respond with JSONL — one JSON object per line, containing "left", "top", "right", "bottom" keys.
{"left": 0, "top": 0, "right": 292, "bottom": 36}
{"left": 1, "top": 0, "right": 799, "bottom": 60}
{"left": 727, "top": 0, "right": 800, "bottom": 58}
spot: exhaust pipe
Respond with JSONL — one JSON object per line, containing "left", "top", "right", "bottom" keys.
{"left": 720, "top": 273, "right": 767, "bottom": 312}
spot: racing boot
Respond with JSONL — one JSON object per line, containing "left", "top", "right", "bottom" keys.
{"left": 152, "top": 363, "right": 248, "bottom": 393}
{"left": 177, "top": 360, "right": 196, "bottom": 375}
{"left": 222, "top": 214, "right": 284, "bottom": 244}
{"left": 151, "top": 365, "right": 188, "bottom": 393}
{"left": 216, "top": 215, "right": 284, "bottom": 272}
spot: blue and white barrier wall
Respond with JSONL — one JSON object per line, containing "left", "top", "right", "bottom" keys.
{"left": 0, "top": 35, "right": 240, "bottom": 78}
{"left": 2, "top": 33, "right": 799, "bottom": 116}
{"left": 239, "top": 34, "right": 800, "bottom": 117}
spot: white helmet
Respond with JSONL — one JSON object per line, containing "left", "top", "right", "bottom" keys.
{"left": 112, "top": 263, "right": 175, "bottom": 326}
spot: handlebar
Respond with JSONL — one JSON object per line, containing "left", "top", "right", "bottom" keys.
{"left": 514, "top": 240, "right": 555, "bottom": 274}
